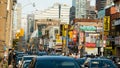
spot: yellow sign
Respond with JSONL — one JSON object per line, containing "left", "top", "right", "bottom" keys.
{"left": 56, "top": 39, "right": 62, "bottom": 42}
{"left": 56, "top": 34, "right": 60, "bottom": 39}
{"left": 15, "top": 32, "right": 20, "bottom": 39}
{"left": 69, "top": 31, "right": 73, "bottom": 39}
{"left": 20, "top": 28, "right": 24, "bottom": 36}
{"left": 104, "top": 16, "right": 110, "bottom": 31}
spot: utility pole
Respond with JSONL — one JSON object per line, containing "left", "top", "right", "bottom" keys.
{"left": 101, "top": 17, "right": 104, "bottom": 56}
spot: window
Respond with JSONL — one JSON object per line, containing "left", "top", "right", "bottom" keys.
{"left": 91, "top": 60, "right": 100, "bottom": 68}
{"left": 55, "top": 29, "right": 58, "bottom": 34}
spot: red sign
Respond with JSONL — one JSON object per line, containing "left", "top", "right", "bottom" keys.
{"left": 73, "top": 38, "right": 77, "bottom": 43}
{"left": 85, "top": 42, "right": 96, "bottom": 48}
{"left": 73, "top": 30, "right": 77, "bottom": 34}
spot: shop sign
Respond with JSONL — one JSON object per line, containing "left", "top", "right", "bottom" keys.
{"left": 85, "top": 42, "right": 96, "bottom": 48}
{"left": 96, "top": 39, "right": 100, "bottom": 47}
{"left": 80, "top": 26, "right": 96, "bottom": 31}
{"left": 104, "top": 16, "right": 110, "bottom": 31}
{"left": 96, "top": 27, "right": 102, "bottom": 32}
{"left": 79, "top": 32, "right": 84, "bottom": 43}
{"left": 115, "top": 36, "right": 120, "bottom": 45}
{"left": 114, "top": 19, "right": 120, "bottom": 26}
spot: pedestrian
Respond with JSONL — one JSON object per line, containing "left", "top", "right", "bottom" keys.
{"left": 2, "top": 58, "right": 8, "bottom": 68}
{"left": 75, "top": 53, "right": 79, "bottom": 59}
{"left": 8, "top": 49, "right": 13, "bottom": 66}
{"left": 69, "top": 53, "right": 73, "bottom": 57}
{"left": 90, "top": 53, "right": 95, "bottom": 58}
{"left": 12, "top": 52, "right": 16, "bottom": 68}
{"left": 8, "top": 64, "right": 13, "bottom": 68}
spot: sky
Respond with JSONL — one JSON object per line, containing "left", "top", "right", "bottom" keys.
{"left": 17, "top": 0, "right": 95, "bottom": 15}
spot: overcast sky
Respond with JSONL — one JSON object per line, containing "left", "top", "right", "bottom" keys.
{"left": 18, "top": 0, "right": 95, "bottom": 15}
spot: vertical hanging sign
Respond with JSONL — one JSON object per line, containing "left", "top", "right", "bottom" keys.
{"left": 104, "top": 16, "right": 110, "bottom": 31}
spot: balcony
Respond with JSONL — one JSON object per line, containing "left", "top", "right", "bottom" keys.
{"left": 111, "top": 12, "right": 120, "bottom": 21}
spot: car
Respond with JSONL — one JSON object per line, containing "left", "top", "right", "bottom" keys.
{"left": 75, "top": 58, "right": 86, "bottom": 67}
{"left": 107, "top": 56, "right": 120, "bottom": 68}
{"left": 21, "top": 55, "right": 37, "bottom": 62}
{"left": 37, "top": 51, "right": 48, "bottom": 56}
{"left": 29, "top": 56, "right": 80, "bottom": 68}
{"left": 20, "top": 55, "right": 37, "bottom": 68}
{"left": 21, "top": 60, "right": 31, "bottom": 68}
{"left": 76, "top": 58, "right": 118, "bottom": 68}
{"left": 16, "top": 57, "right": 22, "bottom": 68}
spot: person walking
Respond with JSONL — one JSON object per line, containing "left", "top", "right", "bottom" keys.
{"left": 8, "top": 64, "right": 13, "bottom": 68}
{"left": 8, "top": 49, "right": 13, "bottom": 66}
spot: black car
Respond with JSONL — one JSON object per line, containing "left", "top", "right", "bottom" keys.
{"left": 29, "top": 56, "right": 80, "bottom": 68}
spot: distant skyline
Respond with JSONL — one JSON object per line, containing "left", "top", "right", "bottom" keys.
{"left": 18, "top": 0, "right": 95, "bottom": 15}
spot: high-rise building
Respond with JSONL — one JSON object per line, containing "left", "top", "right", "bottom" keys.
{"left": 35, "top": 3, "right": 70, "bottom": 24}
{"left": 13, "top": 3, "right": 22, "bottom": 39}
{"left": 96, "top": 0, "right": 107, "bottom": 11}
{"left": 72, "top": 0, "right": 87, "bottom": 18}
{"left": 16, "top": 3, "right": 22, "bottom": 30}
{"left": 86, "top": 0, "right": 97, "bottom": 19}
{"left": 70, "top": 0, "right": 96, "bottom": 22}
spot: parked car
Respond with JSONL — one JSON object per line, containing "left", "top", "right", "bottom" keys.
{"left": 75, "top": 58, "right": 86, "bottom": 67}
{"left": 21, "top": 60, "right": 31, "bottom": 68}
{"left": 21, "top": 55, "right": 37, "bottom": 62}
{"left": 107, "top": 56, "right": 120, "bottom": 68}
{"left": 16, "top": 57, "right": 22, "bottom": 67}
{"left": 76, "top": 58, "right": 118, "bottom": 68}
{"left": 20, "top": 55, "right": 37, "bottom": 68}
{"left": 29, "top": 56, "right": 80, "bottom": 68}
{"left": 37, "top": 51, "right": 48, "bottom": 56}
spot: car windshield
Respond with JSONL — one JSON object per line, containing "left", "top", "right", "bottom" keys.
{"left": 35, "top": 60, "right": 79, "bottom": 68}
{"left": 23, "top": 62, "right": 30, "bottom": 68}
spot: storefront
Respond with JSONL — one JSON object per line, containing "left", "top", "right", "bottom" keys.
{"left": 79, "top": 26, "right": 100, "bottom": 55}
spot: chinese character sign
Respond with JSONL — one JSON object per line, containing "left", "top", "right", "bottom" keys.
{"left": 104, "top": 16, "right": 110, "bottom": 31}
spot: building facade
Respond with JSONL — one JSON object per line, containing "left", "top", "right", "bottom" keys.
{"left": 0, "top": 0, "right": 17, "bottom": 54}
{"left": 96, "top": 0, "right": 107, "bottom": 11}
{"left": 35, "top": 3, "right": 70, "bottom": 24}
{"left": 27, "top": 14, "right": 35, "bottom": 42}
{"left": 111, "top": 0, "right": 120, "bottom": 56}
{"left": 13, "top": 3, "right": 22, "bottom": 39}
{"left": 72, "top": 0, "right": 87, "bottom": 18}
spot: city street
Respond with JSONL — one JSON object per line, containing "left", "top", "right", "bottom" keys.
{"left": 0, "top": 0, "right": 120, "bottom": 68}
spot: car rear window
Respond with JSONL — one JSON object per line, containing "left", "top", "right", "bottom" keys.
{"left": 35, "top": 60, "right": 79, "bottom": 68}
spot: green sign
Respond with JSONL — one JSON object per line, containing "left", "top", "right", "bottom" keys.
{"left": 38, "top": 31, "right": 42, "bottom": 37}
{"left": 80, "top": 26, "right": 96, "bottom": 31}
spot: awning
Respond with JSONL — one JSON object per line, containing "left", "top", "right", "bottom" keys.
{"left": 85, "top": 42, "right": 96, "bottom": 48}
